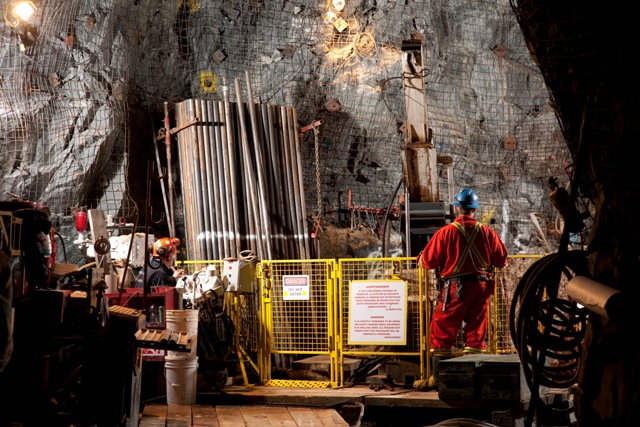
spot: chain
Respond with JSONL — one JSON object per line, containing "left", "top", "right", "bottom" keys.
{"left": 314, "top": 124, "right": 322, "bottom": 222}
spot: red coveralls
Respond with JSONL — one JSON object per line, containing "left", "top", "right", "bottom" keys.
{"left": 417, "top": 215, "right": 508, "bottom": 351}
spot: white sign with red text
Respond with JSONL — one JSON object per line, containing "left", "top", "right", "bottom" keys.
{"left": 283, "top": 275, "right": 310, "bottom": 301}
{"left": 348, "top": 280, "right": 407, "bottom": 345}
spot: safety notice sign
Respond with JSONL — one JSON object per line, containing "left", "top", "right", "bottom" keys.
{"left": 348, "top": 280, "right": 407, "bottom": 345}
{"left": 282, "top": 274, "right": 310, "bottom": 301}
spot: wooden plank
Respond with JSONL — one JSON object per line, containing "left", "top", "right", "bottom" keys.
{"left": 139, "top": 419, "right": 167, "bottom": 427}
{"left": 216, "top": 405, "right": 248, "bottom": 427}
{"left": 139, "top": 403, "right": 167, "bottom": 426}
{"left": 167, "top": 404, "right": 192, "bottom": 425}
{"left": 239, "top": 405, "right": 297, "bottom": 427}
{"left": 193, "top": 405, "right": 220, "bottom": 426}
{"left": 313, "top": 408, "right": 350, "bottom": 426}
{"left": 142, "top": 403, "right": 168, "bottom": 418}
{"left": 286, "top": 406, "right": 324, "bottom": 426}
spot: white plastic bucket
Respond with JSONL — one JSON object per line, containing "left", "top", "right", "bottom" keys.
{"left": 165, "top": 309, "right": 199, "bottom": 357}
{"left": 165, "top": 356, "right": 199, "bottom": 405}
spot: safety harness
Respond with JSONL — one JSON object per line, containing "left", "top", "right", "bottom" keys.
{"left": 449, "top": 221, "right": 490, "bottom": 278}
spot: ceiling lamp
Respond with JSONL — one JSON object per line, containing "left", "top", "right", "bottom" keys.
{"left": 4, "top": 1, "right": 37, "bottom": 28}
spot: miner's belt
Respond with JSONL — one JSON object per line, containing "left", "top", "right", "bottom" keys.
{"left": 448, "top": 275, "right": 491, "bottom": 283}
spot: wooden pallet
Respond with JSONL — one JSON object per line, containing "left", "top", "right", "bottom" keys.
{"left": 109, "top": 304, "right": 142, "bottom": 317}
{"left": 135, "top": 328, "right": 193, "bottom": 352}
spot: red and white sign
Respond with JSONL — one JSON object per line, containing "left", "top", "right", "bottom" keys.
{"left": 282, "top": 275, "right": 310, "bottom": 301}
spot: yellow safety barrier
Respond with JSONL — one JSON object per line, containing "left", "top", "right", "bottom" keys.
{"left": 176, "top": 254, "right": 543, "bottom": 389}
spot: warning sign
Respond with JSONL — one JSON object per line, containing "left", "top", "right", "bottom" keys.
{"left": 283, "top": 275, "right": 310, "bottom": 301}
{"left": 348, "top": 280, "right": 407, "bottom": 345}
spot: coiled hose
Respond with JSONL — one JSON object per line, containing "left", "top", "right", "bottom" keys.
{"left": 509, "top": 250, "right": 590, "bottom": 427}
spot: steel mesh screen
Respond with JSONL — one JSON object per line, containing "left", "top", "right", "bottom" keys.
{"left": 266, "top": 260, "right": 333, "bottom": 354}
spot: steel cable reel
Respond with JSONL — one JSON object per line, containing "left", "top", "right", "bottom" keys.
{"left": 509, "top": 250, "right": 590, "bottom": 426}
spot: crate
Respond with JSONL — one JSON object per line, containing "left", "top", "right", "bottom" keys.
{"left": 438, "top": 353, "right": 530, "bottom": 401}
{"left": 480, "top": 354, "right": 530, "bottom": 401}
{"left": 437, "top": 354, "right": 485, "bottom": 399}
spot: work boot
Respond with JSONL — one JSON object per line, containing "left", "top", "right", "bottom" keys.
{"left": 413, "top": 375, "right": 436, "bottom": 391}
{"left": 463, "top": 346, "right": 487, "bottom": 354}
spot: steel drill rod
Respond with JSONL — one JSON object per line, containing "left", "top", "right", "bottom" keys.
{"left": 178, "top": 100, "right": 198, "bottom": 259}
{"left": 292, "top": 107, "right": 311, "bottom": 259}
{"left": 232, "top": 105, "right": 252, "bottom": 254}
{"left": 260, "top": 103, "right": 281, "bottom": 259}
{"left": 235, "top": 78, "right": 262, "bottom": 258}
{"left": 276, "top": 106, "right": 295, "bottom": 259}
{"left": 286, "top": 106, "right": 306, "bottom": 258}
{"left": 280, "top": 105, "right": 300, "bottom": 259}
{"left": 211, "top": 101, "right": 230, "bottom": 258}
{"left": 207, "top": 100, "right": 223, "bottom": 259}
{"left": 219, "top": 101, "right": 233, "bottom": 259}
{"left": 164, "top": 102, "right": 176, "bottom": 237}
{"left": 245, "top": 71, "right": 273, "bottom": 260}
{"left": 181, "top": 100, "right": 197, "bottom": 259}
{"left": 175, "top": 102, "right": 189, "bottom": 252}
{"left": 269, "top": 104, "right": 290, "bottom": 259}
{"left": 197, "top": 100, "right": 214, "bottom": 260}
{"left": 192, "top": 100, "right": 209, "bottom": 259}
{"left": 208, "top": 99, "right": 223, "bottom": 260}
{"left": 222, "top": 88, "right": 242, "bottom": 256}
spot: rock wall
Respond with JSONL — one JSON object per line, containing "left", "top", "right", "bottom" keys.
{"left": 0, "top": 0, "right": 575, "bottom": 260}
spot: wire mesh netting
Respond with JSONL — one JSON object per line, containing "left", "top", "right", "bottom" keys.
{"left": 1, "top": 0, "right": 579, "bottom": 258}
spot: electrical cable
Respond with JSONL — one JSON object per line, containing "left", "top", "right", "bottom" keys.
{"left": 54, "top": 231, "right": 66, "bottom": 262}
{"left": 381, "top": 178, "right": 403, "bottom": 257}
{"left": 509, "top": 250, "right": 589, "bottom": 427}
{"left": 425, "top": 419, "right": 499, "bottom": 427}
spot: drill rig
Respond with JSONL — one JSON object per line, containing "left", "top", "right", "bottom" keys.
{"left": 399, "top": 39, "right": 453, "bottom": 256}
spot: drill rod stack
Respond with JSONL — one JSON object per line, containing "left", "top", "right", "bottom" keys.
{"left": 175, "top": 82, "right": 310, "bottom": 261}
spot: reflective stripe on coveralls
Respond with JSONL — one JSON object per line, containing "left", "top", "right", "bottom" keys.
{"left": 448, "top": 221, "right": 489, "bottom": 277}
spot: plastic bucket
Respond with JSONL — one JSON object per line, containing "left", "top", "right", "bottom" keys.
{"left": 166, "top": 309, "right": 199, "bottom": 357}
{"left": 165, "top": 356, "right": 198, "bottom": 405}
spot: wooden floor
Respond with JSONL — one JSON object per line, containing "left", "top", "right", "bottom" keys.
{"left": 137, "top": 383, "right": 538, "bottom": 426}
{"left": 139, "top": 402, "right": 350, "bottom": 426}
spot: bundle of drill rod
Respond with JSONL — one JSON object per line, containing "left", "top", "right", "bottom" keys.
{"left": 174, "top": 77, "right": 310, "bottom": 261}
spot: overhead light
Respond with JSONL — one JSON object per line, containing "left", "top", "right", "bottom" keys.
{"left": 4, "top": 1, "right": 37, "bottom": 28}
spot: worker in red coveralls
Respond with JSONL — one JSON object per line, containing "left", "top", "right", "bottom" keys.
{"left": 418, "top": 188, "right": 508, "bottom": 357}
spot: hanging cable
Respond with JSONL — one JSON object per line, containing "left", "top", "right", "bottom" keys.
{"left": 381, "top": 178, "right": 403, "bottom": 257}
{"left": 509, "top": 250, "right": 589, "bottom": 427}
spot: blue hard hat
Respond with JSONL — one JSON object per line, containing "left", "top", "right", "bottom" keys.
{"left": 452, "top": 188, "right": 480, "bottom": 209}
